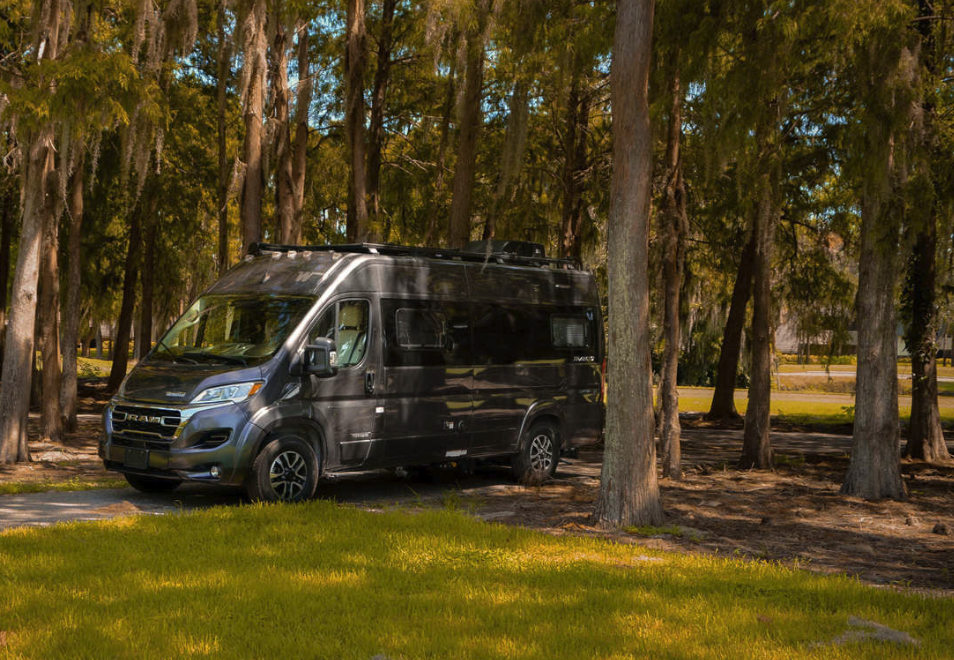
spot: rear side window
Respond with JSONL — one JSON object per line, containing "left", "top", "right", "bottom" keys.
{"left": 552, "top": 316, "right": 591, "bottom": 349}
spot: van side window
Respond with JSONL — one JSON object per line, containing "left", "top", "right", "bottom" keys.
{"left": 383, "top": 299, "right": 469, "bottom": 367}
{"left": 471, "top": 304, "right": 551, "bottom": 364}
{"left": 552, "top": 316, "right": 591, "bottom": 349}
{"left": 396, "top": 309, "right": 446, "bottom": 348}
{"left": 308, "top": 300, "right": 369, "bottom": 368}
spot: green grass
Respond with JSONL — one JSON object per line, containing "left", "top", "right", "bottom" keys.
{"left": 676, "top": 387, "right": 954, "bottom": 426}
{"left": 0, "top": 478, "right": 127, "bottom": 496}
{"left": 1, "top": 503, "right": 951, "bottom": 659}
{"left": 77, "top": 356, "right": 137, "bottom": 377}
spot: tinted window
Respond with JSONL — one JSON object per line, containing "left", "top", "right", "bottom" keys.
{"left": 471, "top": 304, "right": 552, "bottom": 364}
{"left": 383, "top": 299, "right": 470, "bottom": 367}
{"left": 552, "top": 316, "right": 591, "bottom": 349}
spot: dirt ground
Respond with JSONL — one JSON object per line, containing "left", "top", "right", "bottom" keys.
{"left": 2, "top": 381, "right": 952, "bottom": 595}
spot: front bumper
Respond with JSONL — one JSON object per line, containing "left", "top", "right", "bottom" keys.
{"left": 101, "top": 397, "right": 253, "bottom": 485}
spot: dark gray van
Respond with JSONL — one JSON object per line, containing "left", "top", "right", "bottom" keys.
{"left": 100, "top": 242, "right": 604, "bottom": 501}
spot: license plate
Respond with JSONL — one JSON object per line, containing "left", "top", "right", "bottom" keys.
{"left": 124, "top": 448, "right": 149, "bottom": 470}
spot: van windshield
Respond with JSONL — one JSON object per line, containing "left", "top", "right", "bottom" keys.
{"left": 148, "top": 294, "right": 315, "bottom": 367}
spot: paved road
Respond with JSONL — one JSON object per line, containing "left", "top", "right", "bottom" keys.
{"left": 0, "top": 427, "right": 909, "bottom": 532}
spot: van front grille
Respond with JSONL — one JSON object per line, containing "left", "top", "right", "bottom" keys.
{"left": 111, "top": 405, "right": 181, "bottom": 440}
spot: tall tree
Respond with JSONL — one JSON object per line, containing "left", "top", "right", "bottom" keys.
{"left": 60, "top": 140, "right": 85, "bottom": 431}
{"left": 657, "top": 65, "right": 688, "bottom": 480}
{"left": 345, "top": 0, "right": 370, "bottom": 242}
{"left": 216, "top": 0, "right": 232, "bottom": 273}
{"left": 0, "top": 0, "right": 67, "bottom": 463}
{"left": 594, "top": 0, "right": 664, "bottom": 527}
{"left": 239, "top": 0, "right": 267, "bottom": 253}
{"left": 901, "top": 0, "right": 951, "bottom": 463}
{"left": 366, "top": 0, "right": 398, "bottom": 239}
{"left": 288, "top": 19, "right": 312, "bottom": 244}
{"left": 841, "top": 5, "right": 914, "bottom": 499}
{"left": 447, "top": 0, "right": 491, "bottom": 250}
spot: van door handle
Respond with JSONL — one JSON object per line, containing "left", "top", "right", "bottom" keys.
{"left": 365, "top": 371, "right": 375, "bottom": 395}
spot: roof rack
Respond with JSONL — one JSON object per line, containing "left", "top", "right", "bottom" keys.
{"left": 248, "top": 242, "right": 582, "bottom": 270}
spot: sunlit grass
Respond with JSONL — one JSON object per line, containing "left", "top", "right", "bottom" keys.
{"left": 0, "top": 502, "right": 950, "bottom": 659}
{"left": 676, "top": 387, "right": 954, "bottom": 426}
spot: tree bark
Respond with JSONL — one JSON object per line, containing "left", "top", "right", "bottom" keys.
{"left": 137, "top": 214, "right": 158, "bottom": 359}
{"left": 273, "top": 16, "right": 295, "bottom": 244}
{"left": 240, "top": 0, "right": 267, "bottom": 254}
{"left": 447, "top": 1, "right": 490, "bottom": 250}
{"left": 107, "top": 198, "right": 146, "bottom": 393}
{"left": 216, "top": 0, "right": 231, "bottom": 274}
{"left": 345, "top": 0, "right": 369, "bottom": 242}
{"left": 657, "top": 67, "right": 687, "bottom": 480}
{"left": 485, "top": 79, "right": 530, "bottom": 242}
{"left": 365, "top": 0, "right": 397, "bottom": 242}
{"left": 60, "top": 143, "right": 85, "bottom": 431}
{"left": 38, "top": 193, "right": 63, "bottom": 443}
{"left": 289, "top": 19, "right": 311, "bottom": 245}
{"left": 903, "top": 217, "right": 948, "bottom": 462}
{"left": 842, "top": 132, "right": 906, "bottom": 499}
{"left": 424, "top": 59, "right": 457, "bottom": 247}
{"left": 0, "top": 182, "right": 14, "bottom": 361}
{"left": 739, "top": 161, "right": 779, "bottom": 469}
{"left": 707, "top": 229, "right": 756, "bottom": 421}
{"left": 560, "top": 75, "right": 589, "bottom": 260}
{"left": 0, "top": 0, "right": 66, "bottom": 462}
{"left": 594, "top": 0, "right": 663, "bottom": 527}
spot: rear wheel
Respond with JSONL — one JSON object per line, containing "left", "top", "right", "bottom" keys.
{"left": 512, "top": 421, "right": 560, "bottom": 485}
{"left": 247, "top": 434, "right": 320, "bottom": 502}
{"left": 124, "top": 473, "right": 181, "bottom": 493}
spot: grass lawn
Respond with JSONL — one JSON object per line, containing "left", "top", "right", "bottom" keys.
{"left": 0, "top": 502, "right": 950, "bottom": 659}
{"left": 676, "top": 387, "right": 954, "bottom": 426}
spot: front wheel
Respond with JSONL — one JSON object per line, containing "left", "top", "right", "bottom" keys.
{"left": 247, "top": 434, "right": 320, "bottom": 502}
{"left": 512, "top": 422, "right": 560, "bottom": 485}
{"left": 124, "top": 473, "right": 181, "bottom": 493}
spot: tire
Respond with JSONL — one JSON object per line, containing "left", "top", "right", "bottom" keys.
{"left": 512, "top": 421, "right": 560, "bottom": 485}
{"left": 124, "top": 473, "right": 181, "bottom": 493}
{"left": 247, "top": 434, "right": 320, "bottom": 503}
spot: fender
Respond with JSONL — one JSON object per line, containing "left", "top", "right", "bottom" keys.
{"left": 515, "top": 399, "right": 565, "bottom": 452}
{"left": 236, "top": 400, "right": 334, "bottom": 475}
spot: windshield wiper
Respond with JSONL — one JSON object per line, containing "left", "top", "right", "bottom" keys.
{"left": 182, "top": 351, "right": 248, "bottom": 366}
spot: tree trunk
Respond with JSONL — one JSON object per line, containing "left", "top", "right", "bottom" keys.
{"left": 60, "top": 143, "right": 85, "bottom": 431}
{"left": 0, "top": 184, "right": 14, "bottom": 362}
{"left": 365, "top": 0, "right": 397, "bottom": 242}
{"left": 657, "top": 67, "right": 687, "bottom": 480}
{"left": 216, "top": 0, "right": 231, "bottom": 274}
{"left": 903, "top": 218, "right": 948, "bottom": 461}
{"left": 560, "top": 74, "right": 589, "bottom": 260}
{"left": 842, "top": 133, "right": 906, "bottom": 499}
{"left": 273, "top": 16, "right": 295, "bottom": 244}
{"left": 137, "top": 215, "right": 158, "bottom": 359}
{"left": 240, "top": 0, "right": 267, "bottom": 254}
{"left": 345, "top": 0, "right": 369, "bottom": 242}
{"left": 594, "top": 0, "right": 663, "bottom": 527}
{"left": 447, "top": 2, "right": 489, "bottom": 250}
{"left": 707, "top": 229, "right": 756, "bottom": 421}
{"left": 38, "top": 197, "right": 63, "bottom": 443}
{"left": 107, "top": 199, "right": 145, "bottom": 393}
{"left": 485, "top": 79, "right": 530, "bottom": 242}
{"left": 424, "top": 59, "right": 458, "bottom": 247}
{"left": 289, "top": 19, "right": 311, "bottom": 245}
{"left": 739, "top": 162, "right": 779, "bottom": 469}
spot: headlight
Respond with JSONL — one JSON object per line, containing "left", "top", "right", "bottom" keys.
{"left": 191, "top": 381, "right": 263, "bottom": 405}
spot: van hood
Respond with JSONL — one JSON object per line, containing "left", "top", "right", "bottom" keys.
{"left": 119, "top": 363, "right": 265, "bottom": 405}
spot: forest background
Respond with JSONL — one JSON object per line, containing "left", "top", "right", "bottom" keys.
{"left": 0, "top": 0, "right": 952, "bottom": 524}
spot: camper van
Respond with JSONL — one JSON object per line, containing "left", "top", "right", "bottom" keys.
{"left": 101, "top": 242, "right": 604, "bottom": 502}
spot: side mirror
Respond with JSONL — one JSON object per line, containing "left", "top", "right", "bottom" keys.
{"left": 300, "top": 337, "right": 338, "bottom": 377}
